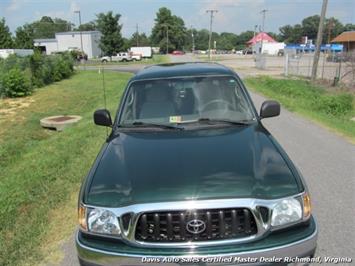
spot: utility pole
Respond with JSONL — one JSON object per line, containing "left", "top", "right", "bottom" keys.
{"left": 161, "top": 24, "right": 169, "bottom": 54}
{"left": 136, "top": 24, "right": 139, "bottom": 47}
{"left": 191, "top": 26, "right": 195, "bottom": 53}
{"left": 74, "top": 10, "right": 83, "bottom": 54}
{"left": 206, "top": 9, "right": 218, "bottom": 60}
{"left": 260, "top": 9, "right": 268, "bottom": 32}
{"left": 260, "top": 9, "right": 268, "bottom": 55}
{"left": 166, "top": 26, "right": 169, "bottom": 55}
{"left": 253, "top": 25, "right": 258, "bottom": 39}
{"left": 327, "top": 18, "right": 334, "bottom": 44}
{"left": 311, "top": 0, "right": 328, "bottom": 82}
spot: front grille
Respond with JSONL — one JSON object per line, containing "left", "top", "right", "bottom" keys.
{"left": 135, "top": 208, "right": 257, "bottom": 242}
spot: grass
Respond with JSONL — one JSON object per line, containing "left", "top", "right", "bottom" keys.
{"left": 82, "top": 54, "right": 170, "bottom": 66}
{"left": 0, "top": 70, "right": 132, "bottom": 266}
{"left": 244, "top": 76, "right": 355, "bottom": 141}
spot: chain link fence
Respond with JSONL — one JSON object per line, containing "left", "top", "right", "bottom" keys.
{"left": 284, "top": 51, "right": 355, "bottom": 88}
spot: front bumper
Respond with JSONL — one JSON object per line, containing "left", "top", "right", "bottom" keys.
{"left": 76, "top": 217, "right": 317, "bottom": 266}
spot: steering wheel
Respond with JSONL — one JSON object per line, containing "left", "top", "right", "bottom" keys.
{"left": 200, "top": 99, "right": 235, "bottom": 113}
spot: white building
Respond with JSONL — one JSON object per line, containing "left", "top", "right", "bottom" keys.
{"left": 253, "top": 42, "right": 285, "bottom": 55}
{"left": 0, "top": 49, "right": 34, "bottom": 59}
{"left": 34, "top": 31, "right": 102, "bottom": 59}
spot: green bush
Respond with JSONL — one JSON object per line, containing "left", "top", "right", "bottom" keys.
{"left": 0, "top": 52, "right": 75, "bottom": 98}
{"left": 1, "top": 68, "right": 32, "bottom": 97}
{"left": 313, "top": 93, "right": 353, "bottom": 116}
{"left": 30, "top": 52, "right": 74, "bottom": 86}
{"left": 51, "top": 53, "right": 74, "bottom": 81}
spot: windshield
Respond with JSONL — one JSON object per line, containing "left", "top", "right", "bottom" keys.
{"left": 119, "top": 76, "right": 255, "bottom": 126}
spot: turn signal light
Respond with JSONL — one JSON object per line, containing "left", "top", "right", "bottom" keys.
{"left": 303, "top": 193, "right": 312, "bottom": 219}
{"left": 78, "top": 205, "right": 87, "bottom": 231}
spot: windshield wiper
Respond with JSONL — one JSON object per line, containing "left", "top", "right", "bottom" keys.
{"left": 195, "top": 118, "right": 253, "bottom": 126}
{"left": 120, "top": 121, "right": 184, "bottom": 130}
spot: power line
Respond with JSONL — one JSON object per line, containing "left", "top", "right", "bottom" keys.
{"left": 206, "top": 9, "right": 218, "bottom": 60}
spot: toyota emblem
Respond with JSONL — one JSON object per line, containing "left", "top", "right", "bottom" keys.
{"left": 186, "top": 219, "right": 206, "bottom": 234}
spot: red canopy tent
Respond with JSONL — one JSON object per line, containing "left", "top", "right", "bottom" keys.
{"left": 247, "top": 32, "right": 276, "bottom": 46}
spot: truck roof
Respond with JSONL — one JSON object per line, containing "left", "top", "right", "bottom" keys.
{"left": 131, "top": 62, "right": 236, "bottom": 81}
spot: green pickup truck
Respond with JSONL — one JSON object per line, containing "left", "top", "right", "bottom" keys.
{"left": 76, "top": 62, "right": 317, "bottom": 265}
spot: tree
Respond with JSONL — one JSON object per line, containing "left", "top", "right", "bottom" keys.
{"left": 301, "top": 15, "right": 320, "bottom": 41}
{"left": 129, "top": 32, "right": 151, "bottom": 47}
{"left": 278, "top": 23, "right": 303, "bottom": 43}
{"left": 193, "top": 29, "right": 210, "bottom": 50}
{"left": 324, "top": 17, "right": 344, "bottom": 43}
{"left": 344, "top": 23, "right": 355, "bottom": 31}
{"left": 15, "top": 24, "right": 34, "bottom": 49}
{"left": 279, "top": 24, "right": 294, "bottom": 42}
{"left": 151, "top": 7, "right": 186, "bottom": 53}
{"left": 75, "top": 22, "right": 97, "bottom": 31}
{"left": 96, "top": 11, "right": 124, "bottom": 56}
{"left": 30, "top": 16, "right": 72, "bottom": 39}
{"left": 0, "top": 18, "right": 14, "bottom": 48}
{"left": 235, "top": 31, "right": 254, "bottom": 49}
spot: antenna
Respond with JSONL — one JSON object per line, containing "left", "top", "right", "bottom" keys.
{"left": 101, "top": 64, "right": 109, "bottom": 136}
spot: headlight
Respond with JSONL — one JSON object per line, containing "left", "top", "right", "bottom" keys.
{"left": 78, "top": 206, "right": 121, "bottom": 236}
{"left": 271, "top": 197, "right": 302, "bottom": 227}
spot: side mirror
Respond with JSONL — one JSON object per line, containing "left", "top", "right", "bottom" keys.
{"left": 260, "top": 100, "right": 280, "bottom": 119}
{"left": 94, "top": 109, "right": 112, "bottom": 127}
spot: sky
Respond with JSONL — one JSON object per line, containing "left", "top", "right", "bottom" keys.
{"left": 0, "top": 0, "right": 354, "bottom": 37}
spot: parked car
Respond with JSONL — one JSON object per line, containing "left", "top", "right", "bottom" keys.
{"left": 76, "top": 62, "right": 317, "bottom": 266}
{"left": 243, "top": 48, "right": 253, "bottom": 55}
{"left": 277, "top": 49, "right": 284, "bottom": 56}
{"left": 101, "top": 52, "right": 136, "bottom": 63}
{"left": 172, "top": 50, "right": 185, "bottom": 55}
{"left": 235, "top": 50, "right": 244, "bottom": 55}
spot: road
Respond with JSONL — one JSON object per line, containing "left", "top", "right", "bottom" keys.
{"left": 57, "top": 55, "right": 355, "bottom": 266}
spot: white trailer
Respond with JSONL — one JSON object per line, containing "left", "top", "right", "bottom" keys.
{"left": 0, "top": 49, "right": 34, "bottom": 59}
{"left": 130, "top": 47, "right": 152, "bottom": 58}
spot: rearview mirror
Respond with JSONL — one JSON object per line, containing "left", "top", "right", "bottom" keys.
{"left": 94, "top": 109, "right": 112, "bottom": 127}
{"left": 260, "top": 100, "right": 280, "bottom": 119}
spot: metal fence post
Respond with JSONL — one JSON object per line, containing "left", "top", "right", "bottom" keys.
{"left": 321, "top": 53, "right": 325, "bottom": 79}
{"left": 284, "top": 53, "right": 289, "bottom": 76}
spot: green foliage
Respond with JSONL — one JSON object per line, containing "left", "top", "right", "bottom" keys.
{"left": 129, "top": 32, "right": 151, "bottom": 47}
{"left": 0, "top": 52, "right": 74, "bottom": 98}
{"left": 151, "top": 7, "right": 187, "bottom": 53}
{"left": 314, "top": 94, "right": 353, "bottom": 116}
{"left": 96, "top": 11, "right": 124, "bottom": 56}
{"left": 0, "top": 71, "right": 132, "bottom": 266}
{"left": 245, "top": 77, "right": 355, "bottom": 138}
{"left": 51, "top": 53, "right": 74, "bottom": 81}
{"left": 278, "top": 15, "right": 355, "bottom": 44}
{"left": 14, "top": 24, "right": 34, "bottom": 49}
{"left": 0, "top": 18, "right": 14, "bottom": 48}
{"left": 75, "top": 21, "right": 97, "bottom": 31}
{"left": 1, "top": 68, "right": 32, "bottom": 97}
{"left": 31, "top": 16, "right": 73, "bottom": 39}
{"left": 30, "top": 52, "right": 74, "bottom": 85}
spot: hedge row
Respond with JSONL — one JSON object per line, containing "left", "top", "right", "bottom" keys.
{"left": 0, "top": 52, "right": 74, "bottom": 98}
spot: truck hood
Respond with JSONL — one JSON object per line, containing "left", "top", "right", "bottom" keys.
{"left": 86, "top": 124, "right": 301, "bottom": 207}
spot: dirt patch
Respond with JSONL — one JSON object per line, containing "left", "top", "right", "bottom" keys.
{"left": 0, "top": 97, "right": 35, "bottom": 117}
